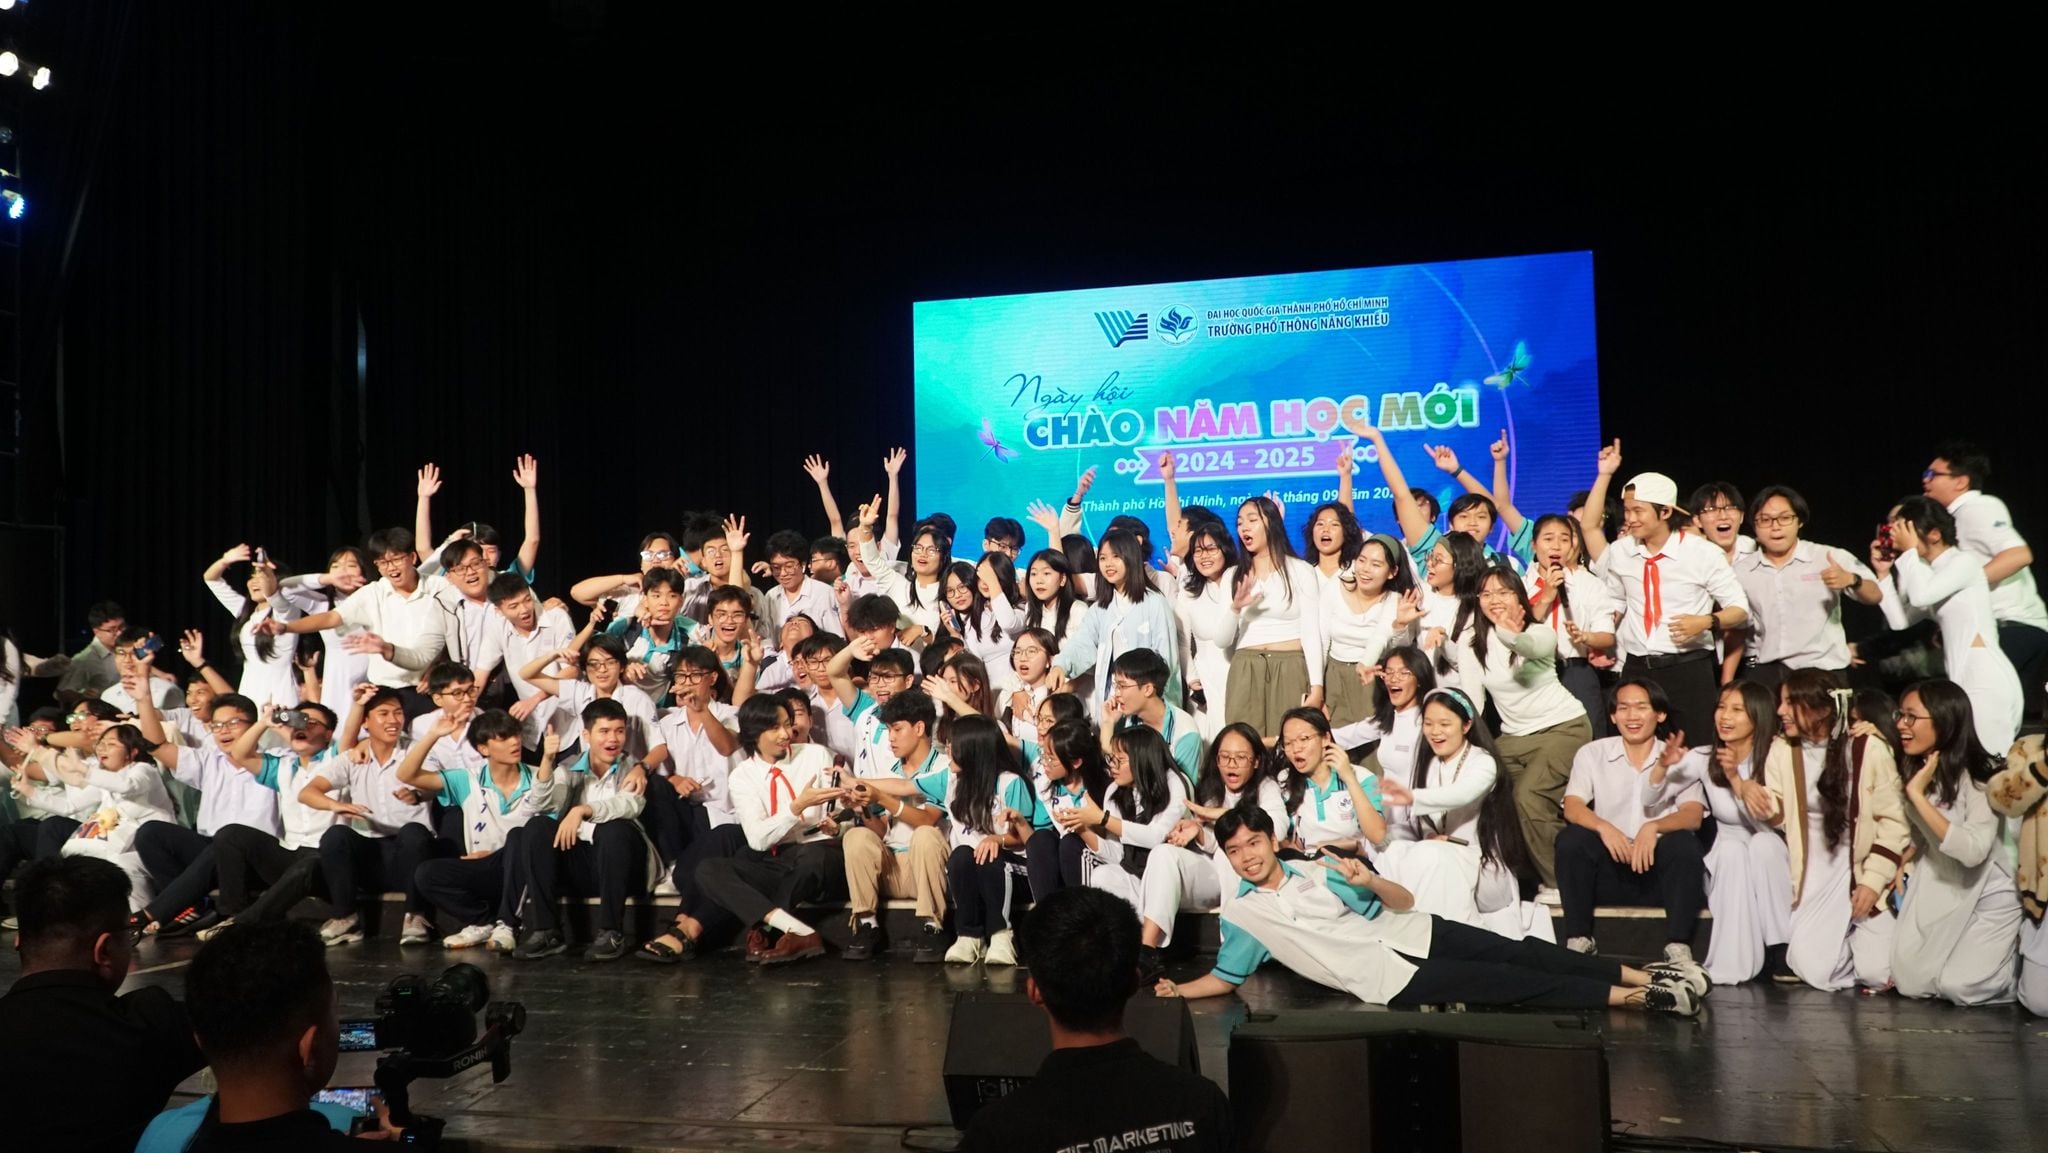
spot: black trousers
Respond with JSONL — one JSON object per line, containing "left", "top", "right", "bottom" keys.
{"left": 318, "top": 824, "right": 435, "bottom": 916}
{"left": 517, "top": 817, "right": 648, "bottom": 935}
{"left": 1744, "top": 659, "right": 1792, "bottom": 698}
{"left": 1, "top": 818, "right": 77, "bottom": 888}
{"left": 211, "top": 823, "right": 320, "bottom": 918}
{"left": 1558, "top": 661, "right": 1609, "bottom": 740}
{"left": 1999, "top": 620, "right": 2048, "bottom": 721}
{"left": 1631, "top": 650, "right": 1717, "bottom": 740}
{"left": 1390, "top": 917, "right": 1625, "bottom": 1009}
{"left": 1023, "top": 828, "right": 1087, "bottom": 903}
{"left": 415, "top": 826, "right": 533, "bottom": 929}
{"left": 136, "top": 822, "right": 215, "bottom": 923}
{"left": 638, "top": 773, "right": 723, "bottom": 871}
{"left": 949, "top": 845, "right": 1026, "bottom": 937}
{"left": 1554, "top": 823, "right": 1706, "bottom": 943}
{"left": 695, "top": 838, "right": 847, "bottom": 929}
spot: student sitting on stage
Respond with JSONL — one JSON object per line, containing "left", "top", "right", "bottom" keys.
{"left": 1276, "top": 706, "right": 1387, "bottom": 859}
{"left": 196, "top": 702, "right": 347, "bottom": 939}
{"left": 1059, "top": 726, "right": 1188, "bottom": 976}
{"left": 406, "top": 711, "right": 563, "bottom": 950}
{"left": 1890, "top": 679, "right": 2022, "bottom": 1006}
{"left": 1103, "top": 647, "right": 1203, "bottom": 787}
{"left": 840, "top": 688, "right": 951, "bottom": 962}
{"left": 1554, "top": 678, "right": 1709, "bottom": 973}
{"left": 1991, "top": 733, "right": 2048, "bottom": 1016}
{"left": 1756, "top": 669, "right": 1910, "bottom": 992}
{"left": 1136, "top": 722, "right": 1288, "bottom": 966}
{"left": 1154, "top": 805, "right": 1704, "bottom": 1015}
{"left": 1021, "top": 706, "right": 1107, "bottom": 902}
{"left": 294, "top": 685, "right": 436, "bottom": 947}
{"left": 694, "top": 694, "right": 851, "bottom": 964}
{"left": 511, "top": 699, "right": 657, "bottom": 961}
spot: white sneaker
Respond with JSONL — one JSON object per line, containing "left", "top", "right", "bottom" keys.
{"left": 945, "top": 936, "right": 986, "bottom": 964}
{"left": 319, "top": 915, "right": 364, "bottom": 947}
{"left": 985, "top": 929, "right": 1017, "bottom": 966}
{"left": 1662, "top": 942, "right": 1697, "bottom": 965}
{"left": 442, "top": 923, "right": 495, "bottom": 950}
{"left": 1534, "top": 886, "right": 1562, "bottom": 908}
{"left": 196, "top": 916, "right": 236, "bottom": 943}
{"left": 401, "top": 914, "right": 434, "bottom": 945}
{"left": 0, "top": 915, "right": 16, "bottom": 931}
{"left": 1565, "top": 935, "right": 1597, "bottom": 955}
{"left": 488, "top": 922, "right": 517, "bottom": 952}
{"left": 653, "top": 866, "right": 680, "bottom": 898}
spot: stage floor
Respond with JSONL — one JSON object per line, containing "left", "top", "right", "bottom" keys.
{"left": 11, "top": 936, "right": 2040, "bottom": 1152}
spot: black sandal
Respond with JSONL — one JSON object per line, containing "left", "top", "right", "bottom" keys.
{"left": 634, "top": 934, "right": 695, "bottom": 964}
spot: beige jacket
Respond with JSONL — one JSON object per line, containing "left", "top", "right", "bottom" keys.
{"left": 1760, "top": 737, "right": 1910, "bottom": 907}
{"left": 1989, "top": 735, "right": 2048, "bottom": 924}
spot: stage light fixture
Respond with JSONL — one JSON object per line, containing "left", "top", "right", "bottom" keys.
{"left": 29, "top": 65, "right": 45, "bottom": 89}
{"left": 0, "top": 52, "right": 17, "bottom": 77}
{"left": 0, "top": 2, "right": 17, "bottom": 11}
{"left": 2, "top": 190, "right": 24, "bottom": 220}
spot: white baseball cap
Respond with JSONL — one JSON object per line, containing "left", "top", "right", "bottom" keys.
{"left": 1622, "top": 472, "right": 1687, "bottom": 513}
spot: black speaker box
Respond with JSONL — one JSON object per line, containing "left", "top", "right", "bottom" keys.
{"left": 1227, "top": 1012, "right": 1608, "bottom": 1153}
{"left": 942, "top": 991, "right": 1198, "bottom": 1128}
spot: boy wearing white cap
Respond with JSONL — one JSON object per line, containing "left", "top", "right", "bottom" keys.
{"left": 1579, "top": 441, "right": 1750, "bottom": 738}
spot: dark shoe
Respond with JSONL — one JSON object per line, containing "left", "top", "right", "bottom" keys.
{"left": 156, "top": 905, "right": 219, "bottom": 939}
{"left": 126, "top": 912, "right": 153, "bottom": 943}
{"left": 584, "top": 930, "right": 628, "bottom": 962}
{"left": 745, "top": 927, "right": 781, "bottom": 963}
{"left": 1137, "top": 945, "right": 1166, "bottom": 986}
{"left": 1764, "top": 943, "right": 1799, "bottom": 984}
{"left": 511, "top": 930, "right": 568, "bottom": 960}
{"left": 758, "top": 931, "right": 825, "bottom": 965}
{"left": 913, "top": 921, "right": 947, "bottom": 964}
{"left": 634, "top": 934, "right": 700, "bottom": 964}
{"left": 842, "top": 919, "right": 883, "bottom": 961}
{"left": 1638, "top": 983, "right": 1702, "bottom": 1017}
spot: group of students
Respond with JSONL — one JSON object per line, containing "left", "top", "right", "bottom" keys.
{"left": 2, "top": 435, "right": 2044, "bottom": 1018}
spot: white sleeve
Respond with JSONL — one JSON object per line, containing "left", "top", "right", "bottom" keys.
{"left": 1119, "top": 777, "right": 1187, "bottom": 849}
{"left": 1409, "top": 753, "right": 1498, "bottom": 817}
{"left": 1894, "top": 550, "right": 1977, "bottom": 609}
{"left": 206, "top": 578, "right": 248, "bottom": 618}
{"left": 1294, "top": 562, "right": 1326, "bottom": 688}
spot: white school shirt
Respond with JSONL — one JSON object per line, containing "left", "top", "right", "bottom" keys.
{"left": 838, "top": 688, "right": 898, "bottom": 779}
{"left": 1565, "top": 737, "right": 1706, "bottom": 840}
{"left": 1407, "top": 746, "right": 1499, "bottom": 845}
{"left": 101, "top": 679, "right": 186, "bottom": 714}
{"left": 1733, "top": 540, "right": 1876, "bottom": 670}
{"left": 169, "top": 742, "right": 282, "bottom": 839}
{"left": 1290, "top": 767, "right": 1382, "bottom": 849}
{"left": 1454, "top": 625, "right": 1586, "bottom": 736}
{"left": 766, "top": 578, "right": 844, "bottom": 638}
{"left": 1592, "top": 530, "right": 1750, "bottom": 657}
{"left": 255, "top": 746, "right": 348, "bottom": 851}
{"left": 411, "top": 710, "right": 488, "bottom": 779}
{"left": 1529, "top": 566, "right": 1618, "bottom": 661}
{"left": 954, "top": 599, "right": 1024, "bottom": 691}
{"left": 1323, "top": 584, "right": 1400, "bottom": 666}
{"left": 1946, "top": 490, "right": 2048, "bottom": 630}
{"left": 559, "top": 752, "right": 650, "bottom": 844}
{"left": 1334, "top": 706, "right": 1425, "bottom": 843}
{"left": 1212, "top": 860, "right": 1435, "bottom": 1005}
{"left": 66, "top": 761, "right": 180, "bottom": 853}
{"left": 1881, "top": 548, "right": 2019, "bottom": 689}
{"left": 278, "top": 580, "right": 371, "bottom": 722}
{"left": 334, "top": 741, "right": 433, "bottom": 837}
{"left": 470, "top": 605, "right": 578, "bottom": 745}
{"left": 1230, "top": 559, "right": 1328, "bottom": 686}
{"left": 205, "top": 580, "right": 303, "bottom": 706}
{"left": 1094, "top": 773, "right": 1189, "bottom": 867}
{"left": 337, "top": 575, "right": 462, "bottom": 688}
{"left": 655, "top": 702, "right": 740, "bottom": 828}
{"left": 550, "top": 681, "right": 660, "bottom": 763}
{"left": 729, "top": 742, "right": 839, "bottom": 851}
{"left": 448, "top": 594, "right": 496, "bottom": 672}
{"left": 860, "top": 537, "right": 946, "bottom": 639}
{"left": 438, "top": 762, "right": 560, "bottom": 856}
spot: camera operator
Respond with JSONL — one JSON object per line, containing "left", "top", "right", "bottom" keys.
{"left": 175, "top": 921, "right": 405, "bottom": 1149}
{"left": 0, "top": 857, "right": 204, "bottom": 1153}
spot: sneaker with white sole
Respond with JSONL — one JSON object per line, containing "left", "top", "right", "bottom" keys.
{"left": 488, "top": 922, "right": 517, "bottom": 952}
{"left": 401, "top": 914, "right": 434, "bottom": 945}
{"left": 1662, "top": 942, "right": 1697, "bottom": 965}
{"left": 195, "top": 916, "right": 236, "bottom": 943}
{"left": 945, "top": 935, "right": 986, "bottom": 964}
{"left": 653, "top": 866, "right": 680, "bottom": 898}
{"left": 1645, "top": 958, "right": 1711, "bottom": 1000}
{"left": 443, "top": 923, "right": 495, "bottom": 950}
{"left": 318, "top": 915, "right": 364, "bottom": 947}
{"left": 1534, "top": 885, "right": 1562, "bottom": 908}
{"left": 1565, "top": 935, "right": 1597, "bottom": 955}
{"left": 1636, "top": 982, "right": 1702, "bottom": 1017}
{"left": 1, "top": 915, "right": 16, "bottom": 931}
{"left": 985, "top": 929, "right": 1017, "bottom": 966}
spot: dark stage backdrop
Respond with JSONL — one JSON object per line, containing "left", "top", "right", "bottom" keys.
{"left": 7, "top": 8, "right": 2043, "bottom": 676}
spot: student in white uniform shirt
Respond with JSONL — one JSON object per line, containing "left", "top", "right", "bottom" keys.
{"left": 1137, "top": 723, "right": 1289, "bottom": 962}
{"left": 470, "top": 572, "right": 577, "bottom": 756}
{"left": 638, "top": 647, "right": 744, "bottom": 878}
{"left": 131, "top": 685, "right": 281, "bottom": 938}
{"left": 1017, "top": 701, "right": 1103, "bottom": 900}
{"left": 275, "top": 545, "right": 377, "bottom": 725}
{"left": 855, "top": 499, "right": 951, "bottom": 646}
{"left": 1335, "top": 647, "right": 1436, "bottom": 827}
{"left": 837, "top": 688, "right": 952, "bottom": 962}
{"left": 598, "top": 566, "right": 695, "bottom": 708}
{"left": 762, "top": 530, "right": 844, "bottom": 637}
{"left": 410, "top": 454, "right": 543, "bottom": 584}
{"left": 1875, "top": 497, "right": 2025, "bottom": 754}
{"left": 1640, "top": 681, "right": 1795, "bottom": 985}
{"left": 97, "top": 629, "right": 187, "bottom": 715}
{"left": 1021, "top": 548, "right": 1096, "bottom": 658}
{"left": 1164, "top": 520, "right": 1240, "bottom": 741}
{"left": 1154, "top": 805, "right": 1705, "bottom": 1015}
{"left": 1732, "top": 486, "right": 1883, "bottom": 696}
{"left": 1100, "top": 647, "right": 1203, "bottom": 788}
{"left": 520, "top": 633, "right": 665, "bottom": 772}
{"left": 1756, "top": 669, "right": 1910, "bottom": 992}
{"left": 1923, "top": 440, "right": 2048, "bottom": 720}
{"left": 1060, "top": 725, "right": 1189, "bottom": 944}
{"left": 1321, "top": 534, "right": 1415, "bottom": 731}
{"left": 1579, "top": 444, "right": 1751, "bottom": 739}
{"left": 510, "top": 698, "right": 658, "bottom": 962}
{"left": 25, "top": 724, "right": 179, "bottom": 912}
{"left": 193, "top": 702, "right": 347, "bottom": 939}
{"left": 568, "top": 528, "right": 686, "bottom": 624}
{"left": 291, "top": 686, "right": 438, "bottom": 948}
{"left": 1276, "top": 707, "right": 1387, "bottom": 861}
{"left": 434, "top": 538, "right": 505, "bottom": 680}
{"left": 693, "top": 694, "right": 853, "bottom": 965}
{"left": 272, "top": 528, "right": 461, "bottom": 720}
{"left": 1415, "top": 534, "right": 1486, "bottom": 692}
{"left": 1526, "top": 514, "right": 1618, "bottom": 738}
{"left": 999, "top": 627, "right": 1059, "bottom": 745}
{"left": 407, "top": 711, "right": 564, "bottom": 951}
{"left": 200, "top": 544, "right": 303, "bottom": 707}
{"left": 1223, "top": 498, "right": 1326, "bottom": 736}
{"left": 1554, "top": 678, "right": 1710, "bottom": 967}
{"left": 939, "top": 558, "right": 1024, "bottom": 691}
{"left": 1689, "top": 482, "right": 1757, "bottom": 565}
{"left": 1047, "top": 529, "right": 1182, "bottom": 719}
{"left": 1889, "top": 680, "right": 2022, "bottom": 1006}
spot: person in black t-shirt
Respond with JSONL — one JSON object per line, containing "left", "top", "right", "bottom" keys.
{"left": 0, "top": 856, "right": 206, "bottom": 1153}
{"left": 957, "top": 887, "right": 1230, "bottom": 1153}
{"left": 182, "top": 921, "right": 403, "bottom": 1150}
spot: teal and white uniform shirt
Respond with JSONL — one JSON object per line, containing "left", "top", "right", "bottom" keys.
{"left": 1027, "top": 757, "right": 1090, "bottom": 834}
{"left": 857, "top": 741, "right": 949, "bottom": 852}
{"left": 1289, "top": 767, "right": 1384, "bottom": 850}
{"left": 607, "top": 616, "right": 694, "bottom": 707}
{"left": 915, "top": 765, "right": 1036, "bottom": 853}
{"left": 1116, "top": 706, "right": 1204, "bottom": 788}
{"left": 558, "top": 751, "right": 649, "bottom": 843}
{"left": 839, "top": 688, "right": 896, "bottom": 779}
{"left": 437, "top": 761, "right": 559, "bottom": 855}
{"left": 1210, "top": 859, "right": 1435, "bottom": 1005}
{"left": 253, "top": 742, "right": 346, "bottom": 850}
{"left": 411, "top": 709, "right": 488, "bottom": 779}
{"left": 1409, "top": 520, "right": 1536, "bottom": 576}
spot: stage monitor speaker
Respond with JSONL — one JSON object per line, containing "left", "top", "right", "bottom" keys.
{"left": 1228, "top": 1011, "right": 1609, "bottom": 1153}
{"left": 943, "top": 991, "right": 1198, "bottom": 1128}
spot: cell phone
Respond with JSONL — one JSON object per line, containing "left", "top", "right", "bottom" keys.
{"left": 255, "top": 547, "right": 269, "bottom": 566}
{"left": 314, "top": 1086, "right": 383, "bottom": 1115}
{"left": 1873, "top": 523, "right": 1899, "bottom": 561}
{"left": 132, "top": 635, "right": 164, "bottom": 661}
{"left": 1189, "top": 687, "right": 1208, "bottom": 710}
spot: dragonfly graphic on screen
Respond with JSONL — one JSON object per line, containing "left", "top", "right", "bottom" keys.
{"left": 1483, "top": 341, "right": 1531, "bottom": 390}
{"left": 979, "top": 419, "right": 1020, "bottom": 462}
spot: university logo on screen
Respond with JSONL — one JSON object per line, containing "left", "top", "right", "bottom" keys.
{"left": 1093, "top": 310, "right": 1149, "bottom": 347}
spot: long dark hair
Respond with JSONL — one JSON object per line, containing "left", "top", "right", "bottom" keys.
{"left": 1232, "top": 497, "right": 1300, "bottom": 607}
{"left": 1903, "top": 679, "right": 1999, "bottom": 808}
{"left": 735, "top": 695, "right": 790, "bottom": 757}
{"left": 1893, "top": 496, "right": 1958, "bottom": 551}
{"left": 942, "top": 561, "right": 997, "bottom": 639}
{"left": 1302, "top": 501, "right": 1365, "bottom": 568}
{"left": 1850, "top": 687, "right": 1905, "bottom": 766}
{"left": 1418, "top": 689, "right": 1533, "bottom": 883}
{"left": 1368, "top": 645, "right": 1436, "bottom": 736}
{"left": 979, "top": 552, "right": 1023, "bottom": 620}
{"left": 1181, "top": 521, "right": 1240, "bottom": 597}
{"left": 1060, "top": 534, "right": 1097, "bottom": 586}
{"left": 97, "top": 722, "right": 159, "bottom": 768}
{"left": 948, "top": 714, "right": 1014, "bottom": 833}
{"left": 1530, "top": 514, "right": 1585, "bottom": 618}
{"left": 228, "top": 557, "right": 289, "bottom": 664}
{"left": 1046, "top": 717, "right": 1110, "bottom": 804}
{"left": 938, "top": 654, "right": 995, "bottom": 748}
{"left": 1023, "top": 549, "right": 1081, "bottom": 638}
{"left": 323, "top": 545, "right": 376, "bottom": 610}
{"left": 1108, "top": 724, "right": 1175, "bottom": 821}
{"left": 1710, "top": 681, "right": 1777, "bottom": 790}
{"left": 906, "top": 526, "right": 952, "bottom": 610}
{"left": 1434, "top": 533, "right": 1489, "bottom": 675}
{"left": 1469, "top": 561, "right": 1537, "bottom": 670}
{"left": 672, "top": 644, "right": 732, "bottom": 705}
{"left": 1196, "top": 721, "right": 1274, "bottom": 808}
{"left": 1277, "top": 707, "right": 1342, "bottom": 814}
{"left": 1092, "top": 530, "right": 1152, "bottom": 607}
{"left": 1782, "top": 668, "right": 1855, "bottom": 853}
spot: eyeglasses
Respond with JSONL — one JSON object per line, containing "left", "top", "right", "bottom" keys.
{"left": 208, "top": 718, "right": 252, "bottom": 732}
{"left": 673, "top": 671, "right": 710, "bottom": 685}
{"left": 1281, "top": 735, "right": 1320, "bottom": 749}
{"left": 1382, "top": 666, "right": 1416, "bottom": 681}
{"left": 910, "top": 543, "right": 943, "bottom": 556}
{"left": 769, "top": 560, "right": 805, "bottom": 576}
{"left": 93, "top": 621, "right": 126, "bottom": 635}
{"left": 1191, "top": 542, "right": 1223, "bottom": 555}
{"left": 868, "top": 671, "right": 907, "bottom": 684}
{"left": 1217, "top": 751, "right": 1256, "bottom": 767}
{"left": 1894, "top": 709, "right": 1931, "bottom": 725}
{"left": 640, "top": 549, "right": 675, "bottom": 562}
{"left": 583, "top": 658, "right": 620, "bottom": 671}
{"left": 450, "top": 561, "right": 489, "bottom": 575}
{"left": 1753, "top": 513, "right": 1799, "bottom": 528}
{"left": 1922, "top": 469, "right": 1954, "bottom": 481}
{"left": 373, "top": 555, "right": 412, "bottom": 572}
{"left": 435, "top": 686, "right": 480, "bottom": 699}
{"left": 710, "top": 611, "right": 749, "bottom": 625}
{"left": 1697, "top": 505, "right": 1741, "bottom": 518}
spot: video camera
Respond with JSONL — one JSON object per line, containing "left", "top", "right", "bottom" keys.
{"left": 336, "top": 963, "right": 525, "bottom": 1149}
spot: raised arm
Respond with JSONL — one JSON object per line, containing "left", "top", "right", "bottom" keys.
{"left": 1158, "top": 454, "right": 1189, "bottom": 558}
{"left": 393, "top": 713, "right": 455, "bottom": 797}
{"left": 724, "top": 516, "right": 754, "bottom": 591}
{"left": 179, "top": 631, "right": 235, "bottom": 698}
{"left": 512, "top": 453, "right": 541, "bottom": 577}
{"left": 1485, "top": 430, "right": 1527, "bottom": 536}
{"left": 225, "top": 702, "right": 275, "bottom": 773}
{"left": 517, "top": 647, "right": 575, "bottom": 697}
{"left": 1335, "top": 448, "right": 1355, "bottom": 514}
{"left": 802, "top": 455, "right": 846, "bottom": 538}
{"left": 1579, "top": 439, "right": 1621, "bottom": 562}
{"left": 881, "top": 447, "right": 907, "bottom": 551}
{"left": 1060, "top": 466, "right": 1097, "bottom": 538}
{"left": 204, "top": 544, "right": 253, "bottom": 615}
{"left": 415, "top": 463, "right": 441, "bottom": 563}
{"left": 336, "top": 683, "right": 374, "bottom": 753}
{"left": 1359, "top": 425, "right": 1432, "bottom": 546}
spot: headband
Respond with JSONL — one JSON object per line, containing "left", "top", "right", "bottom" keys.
{"left": 1422, "top": 686, "right": 1477, "bottom": 720}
